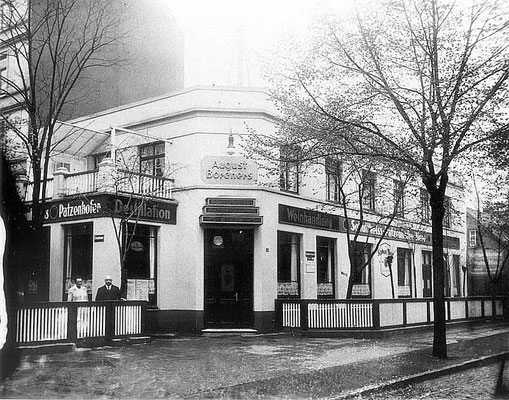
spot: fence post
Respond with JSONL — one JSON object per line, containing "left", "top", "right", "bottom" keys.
{"left": 274, "top": 300, "right": 283, "bottom": 330}
{"left": 105, "top": 302, "right": 114, "bottom": 342}
{"left": 372, "top": 300, "right": 380, "bottom": 330}
{"left": 300, "top": 301, "right": 309, "bottom": 333}
{"left": 67, "top": 303, "right": 77, "bottom": 343}
{"left": 141, "top": 302, "right": 148, "bottom": 334}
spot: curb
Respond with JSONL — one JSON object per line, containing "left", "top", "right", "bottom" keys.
{"left": 334, "top": 351, "right": 509, "bottom": 399}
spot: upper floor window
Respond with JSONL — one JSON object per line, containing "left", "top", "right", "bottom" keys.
{"left": 444, "top": 196, "right": 452, "bottom": 228}
{"left": 140, "top": 142, "right": 165, "bottom": 176}
{"left": 279, "top": 145, "right": 299, "bottom": 193}
{"left": 469, "top": 229, "right": 478, "bottom": 247}
{"left": 361, "top": 170, "right": 376, "bottom": 211}
{"left": 393, "top": 180, "right": 405, "bottom": 217}
{"left": 325, "top": 157, "right": 341, "bottom": 203}
{"left": 420, "top": 188, "right": 430, "bottom": 223}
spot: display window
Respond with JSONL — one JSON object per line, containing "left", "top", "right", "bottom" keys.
{"left": 397, "top": 248, "right": 412, "bottom": 297}
{"left": 350, "top": 241, "right": 372, "bottom": 297}
{"left": 277, "top": 231, "right": 301, "bottom": 297}
{"left": 63, "top": 222, "right": 93, "bottom": 300}
{"left": 316, "top": 236, "right": 335, "bottom": 297}
{"left": 124, "top": 223, "right": 158, "bottom": 304}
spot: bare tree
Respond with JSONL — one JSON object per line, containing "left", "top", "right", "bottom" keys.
{"left": 261, "top": 0, "right": 509, "bottom": 358}
{"left": 0, "top": 0, "right": 126, "bottom": 302}
{"left": 0, "top": 0, "right": 126, "bottom": 233}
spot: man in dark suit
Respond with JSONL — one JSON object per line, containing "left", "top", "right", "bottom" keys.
{"left": 95, "top": 275, "right": 122, "bottom": 301}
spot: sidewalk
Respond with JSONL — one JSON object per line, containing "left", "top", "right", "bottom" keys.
{"left": 1, "top": 321, "right": 508, "bottom": 399}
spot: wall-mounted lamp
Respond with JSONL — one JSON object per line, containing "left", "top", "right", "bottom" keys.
{"left": 227, "top": 134, "right": 236, "bottom": 155}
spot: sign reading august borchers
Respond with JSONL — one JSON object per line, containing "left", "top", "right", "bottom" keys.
{"left": 201, "top": 156, "right": 258, "bottom": 185}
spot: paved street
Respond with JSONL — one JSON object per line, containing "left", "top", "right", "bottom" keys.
{"left": 358, "top": 362, "right": 509, "bottom": 399}
{"left": 1, "top": 322, "right": 508, "bottom": 399}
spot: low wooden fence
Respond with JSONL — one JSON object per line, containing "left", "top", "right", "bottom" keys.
{"left": 276, "top": 296, "right": 508, "bottom": 332}
{"left": 15, "top": 301, "right": 147, "bottom": 346}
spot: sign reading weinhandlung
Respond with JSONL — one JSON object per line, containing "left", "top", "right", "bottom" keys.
{"left": 278, "top": 204, "right": 460, "bottom": 249}
{"left": 42, "top": 194, "right": 177, "bottom": 224}
{"left": 278, "top": 204, "right": 342, "bottom": 231}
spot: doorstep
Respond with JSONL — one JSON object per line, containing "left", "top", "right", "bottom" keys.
{"left": 201, "top": 328, "right": 258, "bottom": 336}
{"left": 18, "top": 342, "right": 76, "bottom": 355}
{"left": 110, "top": 336, "right": 152, "bottom": 346}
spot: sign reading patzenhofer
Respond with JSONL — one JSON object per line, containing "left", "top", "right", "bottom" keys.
{"left": 201, "top": 156, "right": 258, "bottom": 185}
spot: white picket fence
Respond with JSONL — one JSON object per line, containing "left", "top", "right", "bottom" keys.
{"left": 279, "top": 297, "right": 506, "bottom": 331}
{"left": 15, "top": 301, "right": 146, "bottom": 345}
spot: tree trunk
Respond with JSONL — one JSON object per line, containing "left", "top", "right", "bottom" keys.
{"left": 346, "top": 273, "right": 355, "bottom": 298}
{"left": 429, "top": 187, "right": 448, "bottom": 359}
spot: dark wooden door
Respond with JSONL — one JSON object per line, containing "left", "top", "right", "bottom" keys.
{"left": 204, "top": 229, "right": 253, "bottom": 328}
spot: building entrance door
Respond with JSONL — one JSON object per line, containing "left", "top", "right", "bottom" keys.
{"left": 204, "top": 228, "right": 254, "bottom": 328}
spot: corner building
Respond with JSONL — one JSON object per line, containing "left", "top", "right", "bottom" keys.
{"left": 42, "top": 86, "right": 467, "bottom": 333}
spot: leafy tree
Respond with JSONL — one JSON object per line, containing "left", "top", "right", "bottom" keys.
{"left": 260, "top": 0, "right": 509, "bottom": 358}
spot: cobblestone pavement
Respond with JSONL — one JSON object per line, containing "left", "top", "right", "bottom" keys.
{"left": 0, "top": 322, "right": 508, "bottom": 399}
{"left": 356, "top": 361, "right": 509, "bottom": 399}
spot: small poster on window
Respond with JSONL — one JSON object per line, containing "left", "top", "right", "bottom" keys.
{"left": 126, "top": 279, "right": 149, "bottom": 301}
{"left": 136, "top": 280, "right": 149, "bottom": 301}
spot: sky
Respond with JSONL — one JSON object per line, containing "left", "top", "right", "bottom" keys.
{"left": 166, "top": 0, "right": 351, "bottom": 87}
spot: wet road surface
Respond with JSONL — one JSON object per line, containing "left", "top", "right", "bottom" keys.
{"left": 1, "top": 323, "right": 508, "bottom": 399}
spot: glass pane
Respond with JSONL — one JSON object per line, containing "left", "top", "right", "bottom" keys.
{"left": 141, "top": 145, "right": 154, "bottom": 157}
{"left": 154, "top": 143, "right": 165, "bottom": 155}
{"left": 141, "top": 159, "right": 153, "bottom": 174}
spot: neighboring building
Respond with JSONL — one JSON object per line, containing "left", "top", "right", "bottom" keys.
{"left": 0, "top": 0, "right": 184, "bottom": 170}
{"left": 53, "top": 0, "right": 185, "bottom": 120}
{"left": 466, "top": 208, "right": 509, "bottom": 295}
{"left": 0, "top": 0, "right": 184, "bottom": 300}
{"left": 30, "top": 85, "right": 467, "bottom": 333}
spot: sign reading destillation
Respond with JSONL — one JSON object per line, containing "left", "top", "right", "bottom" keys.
{"left": 42, "top": 194, "right": 177, "bottom": 224}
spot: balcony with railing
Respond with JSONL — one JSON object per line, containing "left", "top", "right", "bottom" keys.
{"left": 22, "top": 161, "right": 174, "bottom": 202}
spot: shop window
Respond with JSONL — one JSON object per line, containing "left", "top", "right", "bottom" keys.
{"left": 124, "top": 223, "right": 158, "bottom": 305}
{"left": 140, "top": 142, "right": 165, "bottom": 176}
{"left": 394, "top": 180, "right": 405, "bottom": 217}
{"left": 316, "top": 236, "right": 335, "bottom": 297}
{"left": 279, "top": 145, "right": 299, "bottom": 193}
{"left": 451, "top": 254, "right": 461, "bottom": 297}
{"left": 325, "top": 157, "right": 341, "bottom": 203}
{"left": 397, "top": 248, "right": 412, "bottom": 297}
{"left": 422, "top": 250, "right": 432, "bottom": 298}
{"left": 277, "top": 231, "right": 300, "bottom": 297}
{"left": 361, "top": 171, "right": 376, "bottom": 211}
{"left": 420, "top": 188, "right": 430, "bottom": 223}
{"left": 350, "top": 241, "right": 372, "bottom": 297}
{"left": 64, "top": 223, "right": 93, "bottom": 300}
